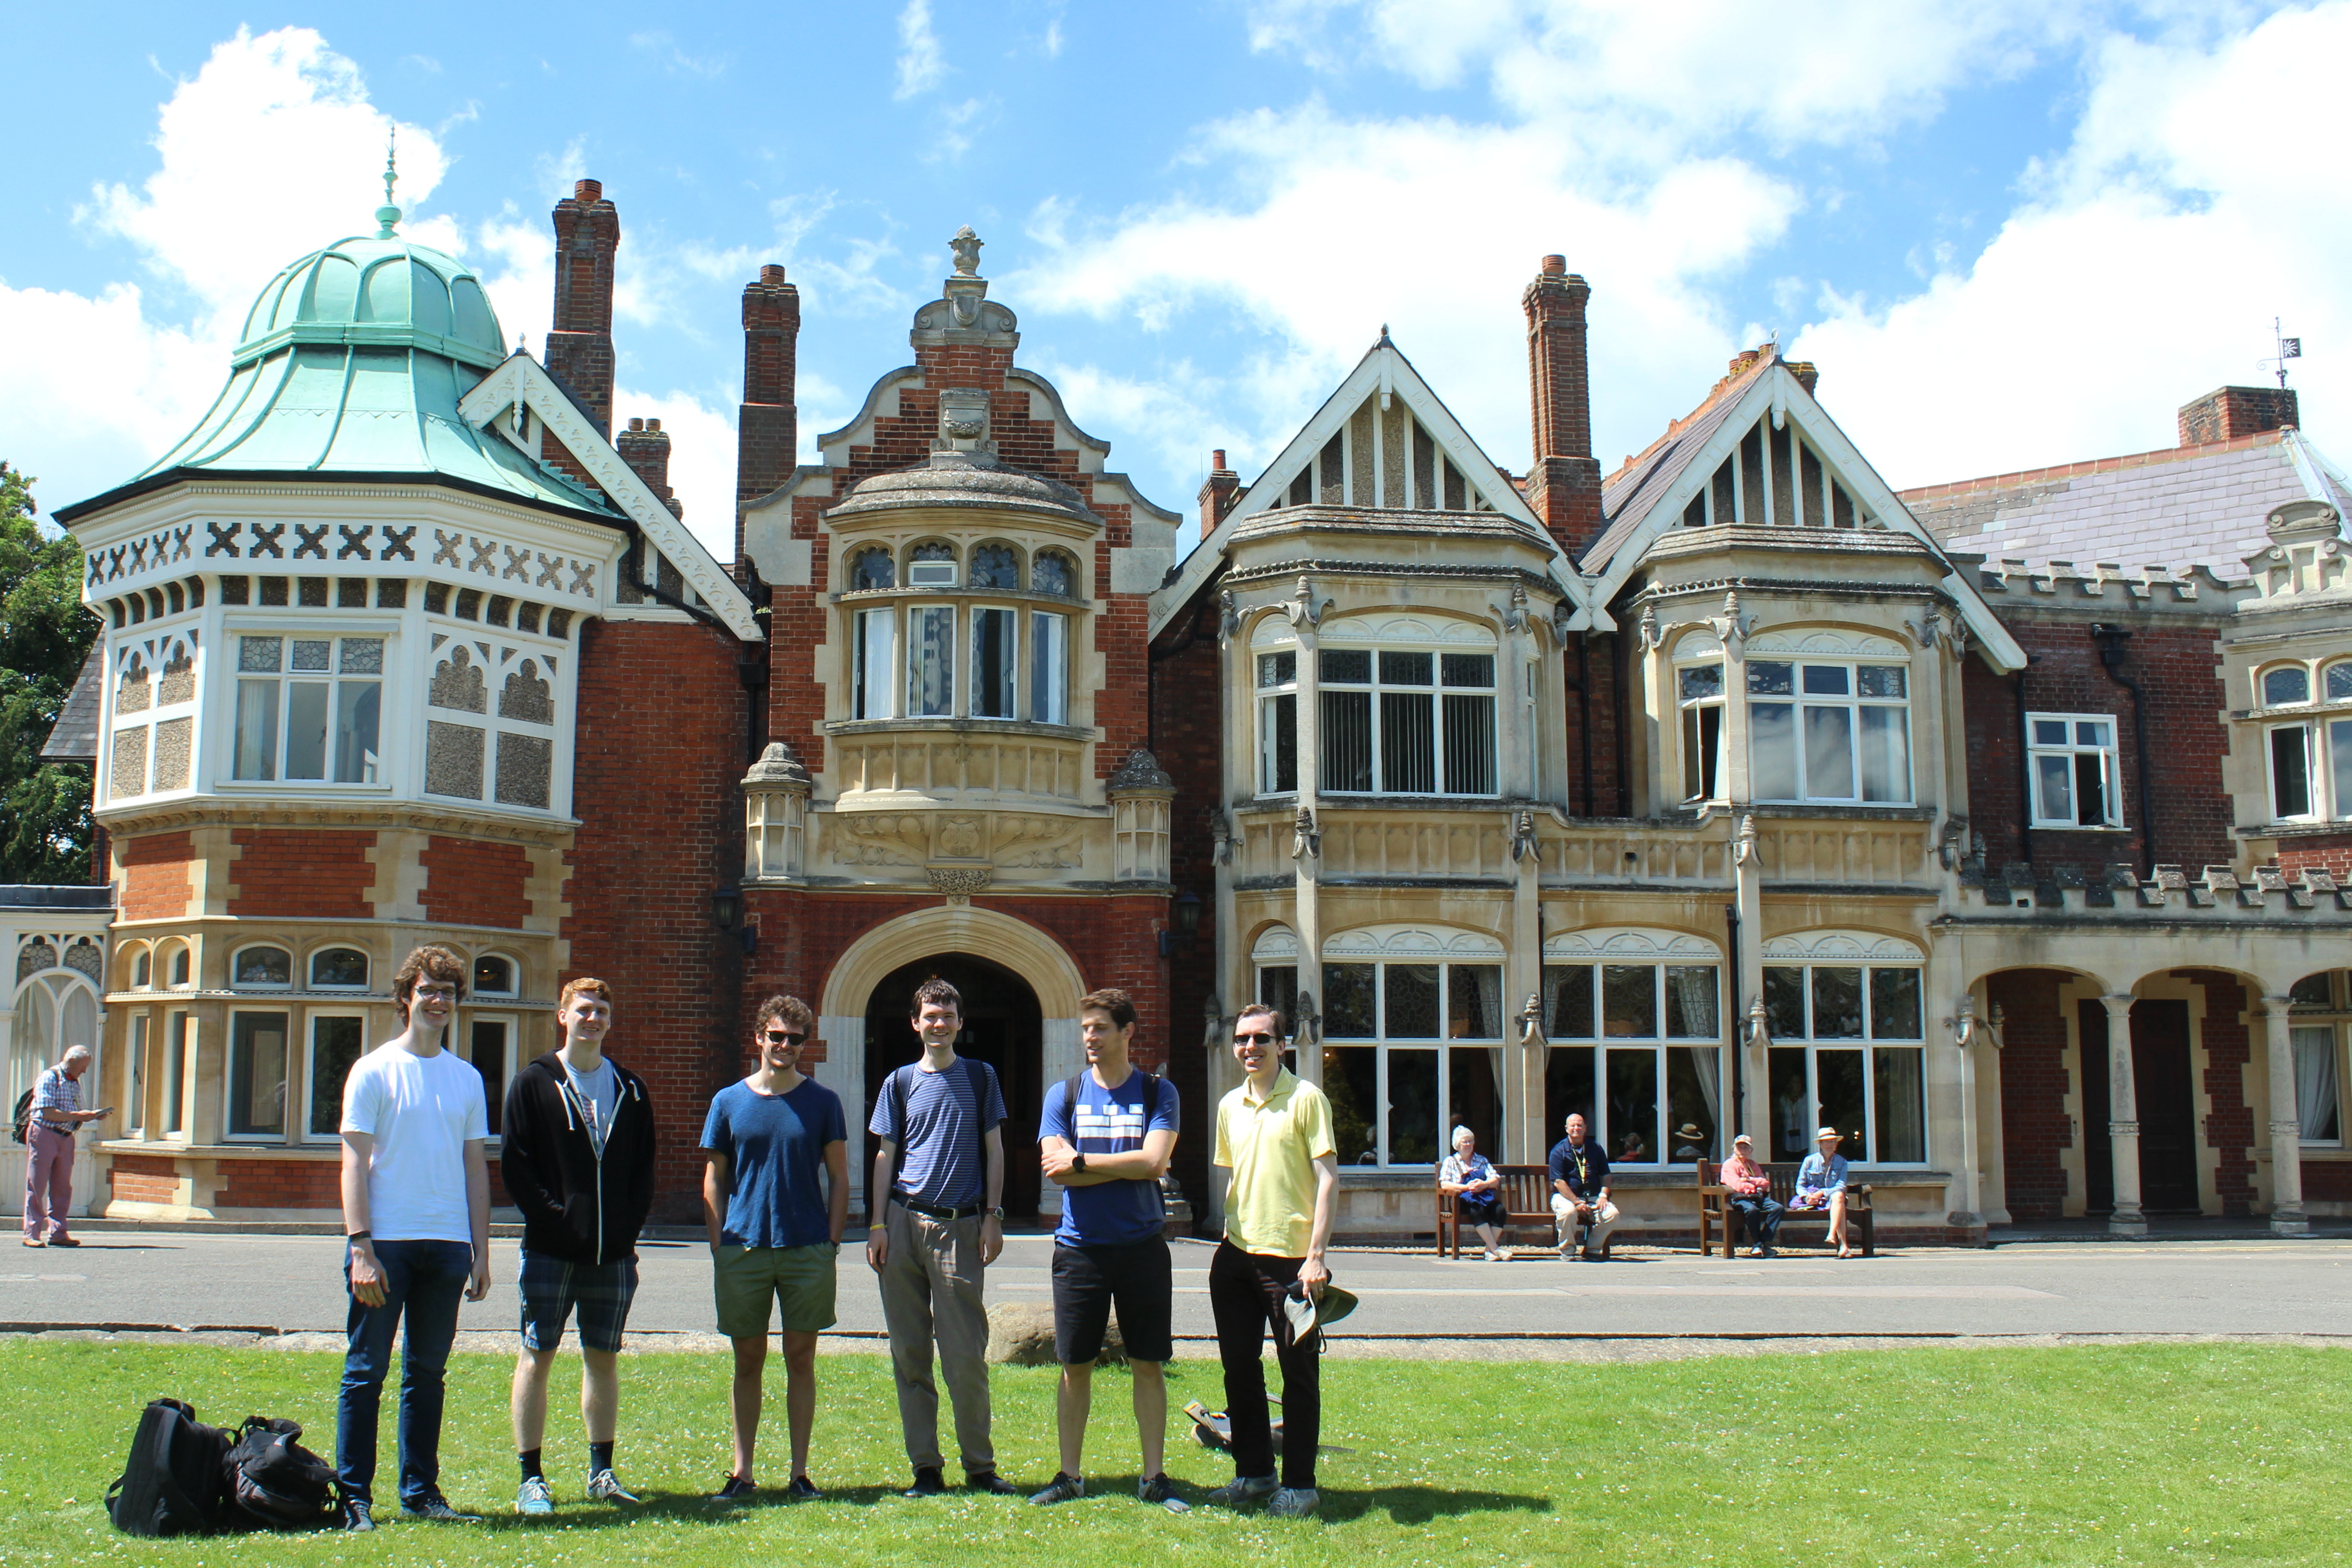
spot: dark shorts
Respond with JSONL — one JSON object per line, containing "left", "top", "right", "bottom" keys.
{"left": 1457, "top": 1192, "right": 1508, "bottom": 1225}
{"left": 518, "top": 1250, "right": 639, "bottom": 1354}
{"left": 1050, "top": 1237, "right": 1174, "bottom": 1365}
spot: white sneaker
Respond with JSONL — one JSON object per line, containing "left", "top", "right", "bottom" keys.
{"left": 515, "top": 1477, "right": 554, "bottom": 1517}
{"left": 1481, "top": 1247, "right": 1499, "bottom": 1262}
{"left": 1498, "top": 1245, "right": 1515, "bottom": 1261}
{"left": 1267, "top": 1486, "right": 1321, "bottom": 1518}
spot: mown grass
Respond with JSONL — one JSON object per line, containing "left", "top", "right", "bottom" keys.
{"left": 0, "top": 1340, "right": 2345, "bottom": 1566}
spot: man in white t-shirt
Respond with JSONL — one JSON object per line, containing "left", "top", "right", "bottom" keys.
{"left": 335, "top": 944, "right": 493, "bottom": 1531}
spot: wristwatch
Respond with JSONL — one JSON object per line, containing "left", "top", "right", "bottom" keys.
{"left": 985, "top": 1206, "right": 1005, "bottom": 1219}
{"left": 1072, "top": 1151, "right": 1089, "bottom": 1174}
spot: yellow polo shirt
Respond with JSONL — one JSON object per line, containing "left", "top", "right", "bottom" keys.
{"left": 1214, "top": 1068, "right": 1336, "bottom": 1257}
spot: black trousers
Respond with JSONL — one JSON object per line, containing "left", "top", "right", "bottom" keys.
{"left": 1207, "top": 1241, "right": 1320, "bottom": 1489}
{"left": 1730, "top": 1195, "right": 1784, "bottom": 1248}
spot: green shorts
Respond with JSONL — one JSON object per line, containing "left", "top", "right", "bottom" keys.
{"left": 713, "top": 1243, "right": 839, "bottom": 1338}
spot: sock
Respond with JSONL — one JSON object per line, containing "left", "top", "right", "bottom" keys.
{"left": 588, "top": 1441, "right": 615, "bottom": 1476}
{"left": 519, "top": 1448, "right": 543, "bottom": 1482}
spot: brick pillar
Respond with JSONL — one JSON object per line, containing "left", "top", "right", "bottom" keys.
{"left": 737, "top": 263, "right": 801, "bottom": 566}
{"left": 617, "top": 417, "right": 683, "bottom": 520}
{"left": 1522, "top": 256, "right": 1604, "bottom": 557}
{"left": 1197, "top": 449, "right": 1240, "bottom": 534}
{"left": 544, "top": 178, "right": 619, "bottom": 437}
{"left": 2178, "top": 386, "right": 2300, "bottom": 446}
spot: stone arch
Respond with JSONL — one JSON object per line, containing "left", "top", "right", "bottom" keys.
{"left": 820, "top": 904, "right": 1087, "bottom": 1023}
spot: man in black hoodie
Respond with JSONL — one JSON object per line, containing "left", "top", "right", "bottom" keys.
{"left": 500, "top": 976, "right": 656, "bottom": 1516}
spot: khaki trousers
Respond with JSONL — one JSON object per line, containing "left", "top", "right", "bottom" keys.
{"left": 878, "top": 1201, "right": 994, "bottom": 1475}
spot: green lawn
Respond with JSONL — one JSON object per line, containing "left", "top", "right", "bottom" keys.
{"left": 4, "top": 1340, "right": 2346, "bottom": 1566}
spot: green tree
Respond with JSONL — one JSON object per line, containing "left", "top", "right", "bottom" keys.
{"left": 0, "top": 463, "right": 99, "bottom": 883}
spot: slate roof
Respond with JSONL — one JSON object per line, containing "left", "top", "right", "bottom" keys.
{"left": 1581, "top": 354, "right": 1772, "bottom": 572}
{"left": 38, "top": 645, "right": 103, "bottom": 765}
{"left": 1901, "top": 428, "right": 2352, "bottom": 577}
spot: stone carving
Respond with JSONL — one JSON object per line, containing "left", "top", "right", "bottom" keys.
{"left": 935, "top": 814, "right": 987, "bottom": 860}
{"left": 1502, "top": 582, "right": 1531, "bottom": 634}
{"left": 1284, "top": 576, "right": 1330, "bottom": 632}
{"left": 499, "top": 660, "right": 554, "bottom": 724}
{"left": 1291, "top": 807, "right": 1320, "bottom": 861}
{"left": 1106, "top": 748, "right": 1174, "bottom": 793}
{"left": 1207, "top": 807, "right": 1234, "bottom": 865}
{"left": 928, "top": 866, "right": 993, "bottom": 895}
{"left": 1637, "top": 602, "right": 1662, "bottom": 651}
{"left": 1218, "top": 589, "right": 1241, "bottom": 645}
{"left": 938, "top": 387, "right": 991, "bottom": 448}
{"left": 494, "top": 732, "right": 553, "bottom": 810}
{"left": 835, "top": 813, "right": 929, "bottom": 866}
{"left": 742, "top": 738, "right": 813, "bottom": 790}
{"left": 425, "top": 720, "right": 484, "bottom": 799}
{"left": 431, "top": 647, "right": 488, "bottom": 713}
{"left": 950, "top": 225, "right": 983, "bottom": 277}
{"left": 1705, "top": 590, "right": 1753, "bottom": 658}
{"left": 1517, "top": 992, "right": 1543, "bottom": 1050}
{"left": 1510, "top": 809, "right": 1539, "bottom": 864}
{"left": 1733, "top": 812, "right": 1757, "bottom": 866}
{"left": 991, "top": 815, "right": 1082, "bottom": 870}
{"left": 1936, "top": 813, "right": 1971, "bottom": 871}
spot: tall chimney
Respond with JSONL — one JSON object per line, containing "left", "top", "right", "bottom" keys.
{"left": 736, "top": 262, "right": 801, "bottom": 567}
{"left": 544, "top": 178, "right": 620, "bottom": 437}
{"left": 1523, "top": 256, "right": 1603, "bottom": 555}
{"left": 2178, "top": 385, "right": 2299, "bottom": 447}
{"left": 617, "top": 416, "right": 683, "bottom": 520}
{"left": 1197, "top": 448, "right": 1240, "bottom": 534}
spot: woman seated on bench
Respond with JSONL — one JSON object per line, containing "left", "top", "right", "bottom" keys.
{"left": 1439, "top": 1128, "right": 1511, "bottom": 1261}
{"left": 1792, "top": 1126, "right": 1857, "bottom": 1259}
{"left": 1720, "top": 1132, "right": 1783, "bottom": 1257}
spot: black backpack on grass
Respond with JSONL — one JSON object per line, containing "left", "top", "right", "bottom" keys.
{"left": 106, "top": 1399, "right": 233, "bottom": 1537}
{"left": 223, "top": 1416, "right": 338, "bottom": 1530}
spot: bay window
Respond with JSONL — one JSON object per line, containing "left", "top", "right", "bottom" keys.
{"left": 852, "top": 608, "right": 896, "bottom": 719}
{"left": 1763, "top": 960, "right": 1926, "bottom": 1163}
{"left": 2266, "top": 718, "right": 2352, "bottom": 822}
{"left": 1542, "top": 959, "right": 1723, "bottom": 1164}
{"left": 1679, "top": 662, "right": 1725, "bottom": 802}
{"left": 971, "top": 607, "right": 1018, "bottom": 719}
{"left": 908, "top": 605, "right": 956, "bottom": 716}
{"left": 1319, "top": 647, "right": 1496, "bottom": 796}
{"left": 227, "top": 1011, "right": 289, "bottom": 1139}
{"left": 1749, "top": 659, "right": 1910, "bottom": 803}
{"left": 1030, "top": 612, "right": 1069, "bottom": 724}
{"left": 2289, "top": 970, "right": 2347, "bottom": 1147}
{"left": 1257, "top": 651, "right": 1298, "bottom": 794}
{"left": 1322, "top": 957, "right": 1504, "bottom": 1166}
{"left": 232, "top": 634, "right": 383, "bottom": 783}
{"left": 305, "top": 1014, "right": 365, "bottom": 1141}
{"left": 2028, "top": 713, "right": 2122, "bottom": 828}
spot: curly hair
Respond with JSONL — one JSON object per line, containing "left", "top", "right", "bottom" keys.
{"left": 755, "top": 994, "right": 814, "bottom": 1036}
{"left": 1077, "top": 987, "right": 1137, "bottom": 1031}
{"left": 908, "top": 977, "right": 963, "bottom": 1021}
{"left": 392, "top": 945, "right": 468, "bottom": 1024}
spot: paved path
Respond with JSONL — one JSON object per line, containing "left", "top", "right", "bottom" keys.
{"left": 9, "top": 1232, "right": 2349, "bottom": 1341}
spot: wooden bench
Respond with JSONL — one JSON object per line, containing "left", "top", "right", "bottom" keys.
{"left": 1434, "top": 1164, "right": 1563, "bottom": 1258}
{"left": 1697, "top": 1160, "right": 1874, "bottom": 1257}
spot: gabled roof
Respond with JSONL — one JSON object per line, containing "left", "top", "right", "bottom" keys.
{"left": 1902, "top": 427, "right": 2352, "bottom": 578}
{"left": 37, "top": 645, "right": 103, "bottom": 766}
{"left": 459, "top": 353, "right": 761, "bottom": 640}
{"left": 1152, "top": 335, "right": 1559, "bottom": 635}
{"left": 1581, "top": 353, "right": 1773, "bottom": 571}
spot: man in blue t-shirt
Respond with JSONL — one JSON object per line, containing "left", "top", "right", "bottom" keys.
{"left": 700, "top": 994, "right": 848, "bottom": 1503}
{"left": 1026, "top": 987, "right": 1182, "bottom": 1509}
{"left": 865, "top": 978, "right": 1016, "bottom": 1498}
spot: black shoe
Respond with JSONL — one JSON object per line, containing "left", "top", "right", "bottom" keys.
{"left": 902, "top": 1467, "right": 948, "bottom": 1498}
{"left": 786, "top": 1475, "right": 823, "bottom": 1501}
{"left": 1028, "top": 1471, "right": 1085, "bottom": 1506}
{"left": 966, "top": 1470, "right": 1022, "bottom": 1496}
{"left": 399, "top": 1492, "right": 481, "bottom": 1522}
{"left": 710, "top": 1474, "right": 758, "bottom": 1503}
{"left": 342, "top": 1498, "right": 375, "bottom": 1532}
{"left": 1139, "top": 1473, "right": 1187, "bottom": 1510}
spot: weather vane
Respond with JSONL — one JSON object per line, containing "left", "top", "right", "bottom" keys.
{"left": 2260, "top": 316, "right": 2302, "bottom": 389}
{"left": 374, "top": 129, "right": 402, "bottom": 239}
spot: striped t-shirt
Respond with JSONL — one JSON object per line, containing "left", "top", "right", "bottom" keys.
{"left": 868, "top": 1057, "right": 1006, "bottom": 1210}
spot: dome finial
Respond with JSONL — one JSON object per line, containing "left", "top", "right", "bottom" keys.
{"left": 374, "top": 128, "right": 402, "bottom": 239}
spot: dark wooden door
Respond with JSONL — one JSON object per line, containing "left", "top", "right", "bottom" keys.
{"left": 2078, "top": 1001, "right": 2113, "bottom": 1214}
{"left": 864, "top": 953, "right": 1044, "bottom": 1220}
{"left": 2131, "top": 1000, "right": 2199, "bottom": 1211}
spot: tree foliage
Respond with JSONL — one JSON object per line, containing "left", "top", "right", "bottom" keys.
{"left": 0, "top": 464, "right": 99, "bottom": 883}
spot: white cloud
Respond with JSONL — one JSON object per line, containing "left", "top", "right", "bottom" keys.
{"left": 611, "top": 387, "right": 739, "bottom": 562}
{"left": 894, "top": 0, "right": 945, "bottom": 99}
{"left": 1792, "top": 3, "right": 2352, "bottom": 488}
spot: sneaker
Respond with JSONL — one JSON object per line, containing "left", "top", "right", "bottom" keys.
{"left": 586, "top": 1468, "right": 640, "bottom": 1505}
{"left": 711, "top": 1474, "right": 758, "bottom": 1503}
{"left": 967, "top": 1470, "right": 1022, "bottom": 1496}
{"left": 901, "top": 1467, "right": 948, "bottom": 1498}
{"left": 342, "top": 1498, "right": 375, "bottom": 1532}
{"left": 1205, "top": 1473, "right": 1279, "bottom": 1508}
{"left": 19, "top": 1238, "right": 40, "bottom": 1248}
{"left": 1139, "top": 1473, "right": 1187, "bottom": 1510}
{"left": 1029, "top": 1472, "right": 1085, "bottom": 1506}
{"left": 45, "top": 1235, "right": 78, "bottom": 1247}
{"left": 400, "top": 1493, "right": 482, "bottom": 1522}
{"left": 1498, "top": 1245, "right": 1514, "bottom": 1261}
{"left": 515, "top": 1476, "right": 555, "bottom": 1517}
{"left": 1481, "top": 1247, "right": 1498, "bottom": 1262}
{"left": 1267, "top": 1486, "right": 1321, "bottom": 1518}
{"left": 786, "top": 1475, "right": 823, "bottom": 1501}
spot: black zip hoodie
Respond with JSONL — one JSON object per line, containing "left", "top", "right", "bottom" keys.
{"left": 500, "top": 1050, "right": 657, "bottom": 1265}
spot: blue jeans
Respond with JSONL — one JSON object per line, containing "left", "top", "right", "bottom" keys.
{"left": 336, "top": 1238, "right": 471, "bottom": 1506}
{"left": 1731, "top": 1195, "right": 1784, "bottom": 1249}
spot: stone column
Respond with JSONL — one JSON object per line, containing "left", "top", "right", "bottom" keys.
{"left": 2098, "top": 993, "right": 2146, "bottom": 1236}
{"left": 1732, "top": 814, "right": 1768, "bottom": 1151}
{"left": 2261, "top": 995, "right": 2311, "bottom": 1236}
{"left": 1508, "top": 814, "right": 1543, "bottom": 1162}
{"left": 1289, "top": 581, "right": 1324, "bottom": 1088}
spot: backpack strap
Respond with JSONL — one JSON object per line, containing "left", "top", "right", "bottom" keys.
{"left": 962, "top": 1057, "right": 989, "bottom": 1204}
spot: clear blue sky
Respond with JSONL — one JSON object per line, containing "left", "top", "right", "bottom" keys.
{"left": 5, "top": 3, "right": 2344, "bottom": 566}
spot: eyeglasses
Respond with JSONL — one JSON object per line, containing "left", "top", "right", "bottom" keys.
{"left": 765, "top": 1030, "right": 806, "bottom": 1046}
{"left": 1233, "top": 1031, "right": 1277, "bottom": 1045}
{"left": 412, "top": 984, "right": 459, "bottom": 1001}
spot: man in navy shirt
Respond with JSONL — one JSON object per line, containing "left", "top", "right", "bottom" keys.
{"left": 1027, "top": 988, "right": 1181, "bottom": 1508}
{"left": 700, "top": 994, "right": 848, "bottom": 1502}
{"left": 1548, "top": 1112, "right": 1617, "bottom": 1259}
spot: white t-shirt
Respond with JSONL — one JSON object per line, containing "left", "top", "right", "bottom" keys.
{"left": 341, "top": 1042, "right": 489, "bottom": 1243}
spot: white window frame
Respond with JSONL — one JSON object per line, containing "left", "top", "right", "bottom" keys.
{"left": 852, "top": 606, "right": 897, "bottom": 720}
{"left": 1029, "top": 610, "right": 1069, "bottom": 725}
{"left": 472, "top": 952, "right": 519, "bottom": 999}
{"left": 1316, "top": 644, "right": 1499, "bottom": 797}
{"left": 1676, "top": 660, "right": 1726, "bottom": 803}
{"left": 308, "top": 946, "right": 370, "bottom": 991}
{"left": 1760, "top": 961, "right": 1929, "bottom": 1166}
{"left": 229, "top": 632, "right": 387, "bottom": 787}
{"left": 230, "top": 944, "right": 294, "bottom": 991}
{"left": 2289, "top": 970, "right": 2347, "bottom": 1149}
{"left": 970, "top": 605, "right": 1019, "bottom": 721}
{"left": 2259, "top": 661, "right": 2313, "bottom": 709}
{"left": 907, "top": 604, "right": 957, "bottom": 717}
{"left": 2027, "top": 712, "right": 2123, "bottom": 829}
{"left": 161, "top": 1009, "right": 190, "bottom": 1137}
{"left": 1319, "top": 958, "right": 1506, "bottom": 1168}
{"left": 1257, "top": 649, "right": 1298, "bottom": 796}
{"left": 224, "top": 1008, "right": 293, "bottom": 1143}
{"left": 466, "top": 1012, "right": 517, "bottom": 1141}
{"left": 301, "top": 1009, "right": 368, "bottom": 1145}
{"left": 1746, "top": 658, "right": 1912, "bottom": 804}
{"left": 126, "top": 1011, "right": 150, "bottom": 1138}
{"left": 1540, "top": 960, "right": 1725, "bottom": 1167}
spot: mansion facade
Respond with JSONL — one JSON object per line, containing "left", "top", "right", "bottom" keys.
{"left": 15, "top": 179, "right": 2351, "bottom": 1242}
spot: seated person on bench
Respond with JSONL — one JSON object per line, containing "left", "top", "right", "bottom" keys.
{"left": 1792, "top": 1126, "right": 1857, "bottom": 1259}
{"left": 1439, "top": 1129, "right": 1509, "bottom": 1261}
{"left": 1546, "top": 1113, "right": 1617, "bottom": 1260}
{"left": 1719, "top": 1132, "right": 1782, "bottom": 1257}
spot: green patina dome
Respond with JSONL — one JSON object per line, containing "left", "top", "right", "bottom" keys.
{"left": 231, "top": 232, "right": 507, "bottom": 372}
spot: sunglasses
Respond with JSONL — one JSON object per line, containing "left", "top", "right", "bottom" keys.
{"left": 1233, "top": 1031, "right": 1278, "bottom": 1045}
{"left": 764, "top": 1030, "right": 806, "bottom": 1046}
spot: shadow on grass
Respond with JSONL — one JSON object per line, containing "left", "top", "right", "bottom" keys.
{"left": 1306, "top": 1486, "right": 1553, "bottom": 1524}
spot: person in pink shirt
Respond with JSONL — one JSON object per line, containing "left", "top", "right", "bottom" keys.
{"left": 1719, "top": 1133, "right": 1783, "bottom": 1257}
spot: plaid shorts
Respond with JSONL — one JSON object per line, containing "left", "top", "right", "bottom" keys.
{"left": 517, "top": 1249, "right": 639, "bottom": 1353}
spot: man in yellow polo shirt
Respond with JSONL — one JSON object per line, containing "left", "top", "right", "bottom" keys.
{"left": 1206, "top": 1002, "right": 1337, "bottom": 1519}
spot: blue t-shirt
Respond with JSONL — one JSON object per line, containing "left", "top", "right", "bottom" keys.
{"left": 700, "top": 1077, "right": 847, "bottom": 1249}
{"left": 1040, "top": 1068, "right": 1180, "bottom": 1247}
{"left": 868, "top": 1057, "right": 1007, "bottom": 1209}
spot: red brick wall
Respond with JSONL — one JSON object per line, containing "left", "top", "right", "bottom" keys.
{"left": 2276, "top": 835, "right": 2352, "bottom": 879}
{"left": 1989, "top": 969, "right": 2074, "bottom": 1220}
{"left": 2303, "top": 1160, "right": 2352, "bottom": 1203}
{"left": 227, "top": 829, "right": 374, "bottom": 918}
{"left": 213, "top": 1158, "right": 342, "bottom": 1211}
{"left": 2180, "top": 969, "right": 2255, "bottom": 1214}
{"left": 419, "top": 836, "right": 533, "bottom": 931}
{"left": 107, "top": 1153, "right": 181, "bottom": 1206}
{"left": 1965, "top": 618, "right": 2232, "bottom": 877}
{"left": 1560, "top": 631, "right": 1627, "bottom": 818}
{"left": 117, "top": 831, "right": 193, "bottom": 922}
{"left": 564, "top": 617, "right": 748, "bottom": 1223}
{"left": 1152, "top": 590, "right": 1225, "bottom": 1211}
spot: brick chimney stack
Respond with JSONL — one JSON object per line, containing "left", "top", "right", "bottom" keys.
{"left": 1523, "top": 256, "right": 1604, "bottom": 556}
{"left": 736, "top": 262, "right": 800, "bottom": 566}
{"left": 545, "top": 178, "right": 620, "bottom": 437}
{"left": 617, "top": 416, "right": 683, "bottom": 520}
{"left": 2178, "top": 385, "right": 2300, "bottom": 447}
{"left": 1198, "top": 448, "right": 1240, "bottom": 534}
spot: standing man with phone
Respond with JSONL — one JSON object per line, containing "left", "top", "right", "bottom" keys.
{"left": 866, "top": 978, "right": 1019, "bottom": 1498}
{"left": 336, "top": 944, "right": 492, "bottom": 1531}
{"left": 500, "top": 977, "right": 659, "bottom": 1515}
{"left": 23, "top": 1044, "right": 105, "bottom": 1247}
{"left": 1207, "top": 1002, "right": 1337, "bottom": 1519}
{"left": 701, "top": 995, "right": 849, "bottom": 1502}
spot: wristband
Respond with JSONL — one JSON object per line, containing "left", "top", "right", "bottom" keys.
{"left": 346, "top": 1230, "right": 373, "bottom": 1243}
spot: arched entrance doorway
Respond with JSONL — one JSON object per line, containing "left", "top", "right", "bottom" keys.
{"left": 864, "top": 953, "right": 1045, "bottom": 1220}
